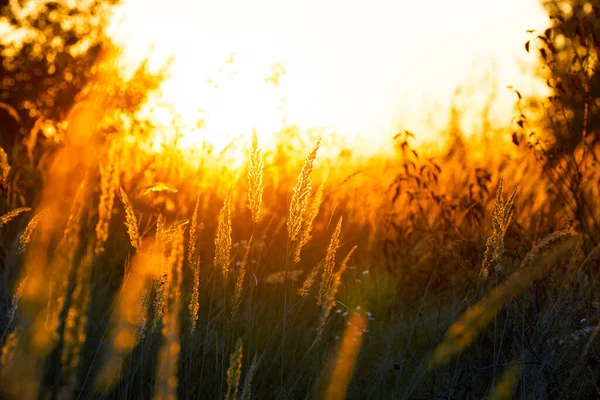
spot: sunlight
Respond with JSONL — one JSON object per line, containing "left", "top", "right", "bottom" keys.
{"left": 106, "top": 0, "right": 550, "bottom": 154}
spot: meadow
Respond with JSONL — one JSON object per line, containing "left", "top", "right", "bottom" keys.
{"left": 2, "top": 1, "right": 600, "bottom": 399}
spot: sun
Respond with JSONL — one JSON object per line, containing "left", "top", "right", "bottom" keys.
{"left": 106, "top": 0, "right": 550, "bottom": 156}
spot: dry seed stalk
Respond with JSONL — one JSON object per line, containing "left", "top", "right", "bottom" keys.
{"left": 0, "top": 207, "right": 31, "bottom": 228}
{"left": 119, "top": 187, "right": 141, "bottom": 250}
{"left": 188, "top": 195, "right": 200, "bottom": 267}
{"left": 18, "top": 209, "right": 47, "bottom": 254}
{"left": 189, "top": 255, "right": 201, "bottom": 332}
{"left": 60, "top": 245, "right": 94, "bottom": 396}
{"left": 297, "top": 262, "right": 321, "bottom": 297}
{"left": 294, "top": 182, "right": 324, "bottom": 263}
{"left": 230, "top": 236, "right": 253, "bottom": 323}
{"left": 140, "top": 182, "right": 178, "bottom": 196}
{"left": 520, "top": 227, "right": 572, "bottom": 270}
{"left": 318, "top": 216, "right": 343, "bottom": 306}
{"left": 247, "top": 130, "right": 264, "bottom": 224}
{"left": 481, "top": 179, "right": 518, "bottom": 277}
{"left": 315, "top": 246, "right": 357, "bottom": 344}
{"left": 154, "top": 229, "right": 184, "bottom": 400}
{"left": 214, "top": 193, "right": 232, "bottom": 281}
{"left": 95, "top": 141, "right": 120, "bottom": 255}
{"left": 287, "top": 138, "right": 321, "bottom": 242}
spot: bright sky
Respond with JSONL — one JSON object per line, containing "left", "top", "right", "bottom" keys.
{"left": 107, "top": 0, "right": 551, "bottom": 152}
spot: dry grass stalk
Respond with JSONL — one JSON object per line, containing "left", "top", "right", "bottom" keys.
{"left": 95, "top": 247, "right": 158, "bottom": 392}
{"left": 119, "top": 187, "right": 141, "bottom": 250}
{"left": 188, "top": 195, "right": 200, "bottom": 267}
{"left": 240, "top": 355, "right": 258, "bottom": 400}
{"left": 59, "top": 244, "right": 94, "bottom": 397}
{"left": 324, "top": 315, "right": 366, "bottom": 400}
{"left": 214, "top": 193, "right": 232, "bottom": 282}
{"left": 264, "top": 270, "right": 303, "bottom": 284}
{"left": 156, "top": 213, "right": 165, "bottom": 243}
{"left": 230, "top": 236, "right": 253, "bottom": 323}
{"left": 166, "top": 228, "right": 185, "bottom": 306}
{"left": 52, "top": 175, "right": 90, "bottom": 330}
{"left": 60, "top": 175, "right": 88, "bottom": 254}
{"left": 0, "top": 146, "right": 10, "bottom": 188}
{"left": 316, "top": 246, "right": 357, "bottom": 344}
{"left": 481, "top": 179, "right": 518, "bottom": 277}
{"left": 225, "top": 338, "right": 243, "bottom": 400}
{"left": 188, "top": 255, "right": 201, "bottom": 332}
{"left": 318, "top": 217, "right": 343, "bottom": 306}
{"left": 152, "top": 267, "right": 168, "bottom": 331}
{"left": 140, "top": 182, "right": 178, "bottom": 196}
{"left": 287, "top": 138, "right": 321, "bottom": 242}
{"left": 18, "top": 209, "right": 47, "bottom": 254}
{"left": 430, "top": 230, "right": 572, "bottom": 367}
{"left": 0, "top": 207, "right": 31, "bottom": 228}
{"left": 95, "top": 141, "right": 120, "bottom": 255}
{"left": 520, "top": 227, "right": 572, "bottom": 269}
{"left": 7, "top": 276, "right": 27, "bottom": 326}
{"left": 154, "top": 230, "right": 183, "bottom": 400}
{"left": 247, "top": 130, "right": 264, "bottom": 224}
{"left": 161, "top": 219, "right": 189, "bottom": 244}
{"left": 293, "top": 182, "right": 324, "bottom": 263}
{"left": 297, "top": 262, "right": 321, "bottom": 297}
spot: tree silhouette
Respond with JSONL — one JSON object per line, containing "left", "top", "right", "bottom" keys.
{"left": 529, "top": 0, "right": 600, "bottom": 153}
{"left": 0, "top": 1, "right": 121, "bottom": 150}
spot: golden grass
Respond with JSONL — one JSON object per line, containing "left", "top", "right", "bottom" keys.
{"left": 59, "top": 243, "right": 94, "bottom": 398}
{"left": 318, "top": 216, "right": 343, "bottom": 306}
{"left": 214, "top": 193, "right": 233, "bottom": 282}
{"left": 119, "top": 187, "right": 141, "bottom": 250}
{"left": 316, "top": 245, "right": 357, "bottom": 344}
{"left": 481, "top": 179, "right": 518, "bottom": 277}
{"left": 247, "top": 130, "right": 264, "bottom": 224}
{"left": 188, "top": 195, "right": 200, "bottom": 267}
{"left": 230, "top": 235, "right": 252, "bottom": 323}
{"left": 293, "top": 182, "right": 324, "bottom": 263}
{"left": 188, "top": 255, "right": 201, "bottom": 332}
{"left": 287, "top": 138, "right": 320, "bottom": 242}
{"left": 94, "top": 141, "right": 120, "bottom": 255}
{"left": 297, "top": 262, "right": 321, "bottom": 297}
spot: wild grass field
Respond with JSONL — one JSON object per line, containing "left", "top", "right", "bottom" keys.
{"left": 2, "top": 0, "right": 600, "bottom": 399}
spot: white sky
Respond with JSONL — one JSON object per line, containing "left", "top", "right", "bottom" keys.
{"left": 108, "top": 0, "right": 551, "bottom": 151}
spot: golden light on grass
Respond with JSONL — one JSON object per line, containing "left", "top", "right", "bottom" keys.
{"left": 2, "top": 0, "right": 598, "bottom": 398}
